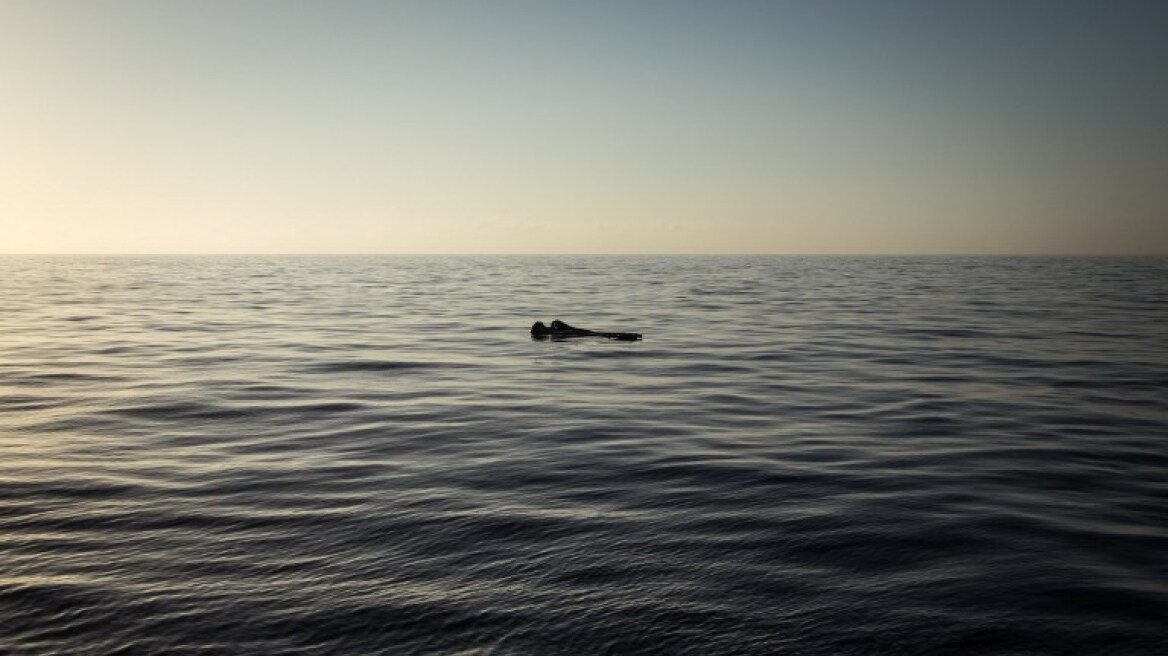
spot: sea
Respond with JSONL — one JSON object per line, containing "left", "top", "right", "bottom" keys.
{"left": 1, "top": 255, "right": 1165, "bottom": 656}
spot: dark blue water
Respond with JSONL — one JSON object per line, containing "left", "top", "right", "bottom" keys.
{"left": 1, "top": 255, "right": 1165, "bottom": 655}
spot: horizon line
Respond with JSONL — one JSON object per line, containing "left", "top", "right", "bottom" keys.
{"left": 1, "top": 252, "right": 1165, "bottom": 258}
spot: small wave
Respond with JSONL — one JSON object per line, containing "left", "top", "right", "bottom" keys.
{"left": 305, "top": 360, "right": 469, "bottom": 373}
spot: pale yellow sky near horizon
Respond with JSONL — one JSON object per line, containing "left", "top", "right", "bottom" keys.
{"left": 3, "top": 1, "right": 1166, "bottom": 255}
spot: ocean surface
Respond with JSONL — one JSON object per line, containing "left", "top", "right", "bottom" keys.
{"left": 1, "top": 255, "right": 1165, "bottom": 656}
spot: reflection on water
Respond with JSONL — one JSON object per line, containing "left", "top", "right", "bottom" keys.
{"left": 1, "top": 255, "right": 1165, "bottom": 655}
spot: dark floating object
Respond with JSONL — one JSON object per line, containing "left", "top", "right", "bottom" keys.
{"left": 531, "top": 319, "right": 642, "bottom": 341}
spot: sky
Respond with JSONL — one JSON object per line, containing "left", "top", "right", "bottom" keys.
{"left": 2, "top": 0, "right": 1166, "bottom": 255}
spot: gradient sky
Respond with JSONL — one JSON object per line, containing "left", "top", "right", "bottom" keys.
{"left": 2, "top": 0, "right": 1166, "bottom": 254}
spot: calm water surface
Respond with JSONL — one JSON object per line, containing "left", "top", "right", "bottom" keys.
{"left": 1, "top": 256, "right": 1165, "bottom": 655}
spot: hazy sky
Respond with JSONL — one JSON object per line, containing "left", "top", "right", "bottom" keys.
{"left": 2, "top": 0, "right": 1165, "bottom": 254}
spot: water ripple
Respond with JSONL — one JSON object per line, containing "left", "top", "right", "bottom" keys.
{"left": 0, "top": 255, "right": 1165, "bottom": 655}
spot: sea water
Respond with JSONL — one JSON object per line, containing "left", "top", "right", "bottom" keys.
{"left": 1, "top": 255, "right": 1165, "bottom": 655}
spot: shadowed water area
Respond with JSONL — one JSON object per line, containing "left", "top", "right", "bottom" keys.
{"left": 1, "top": 255, "right": 1165, "bottom": 655}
